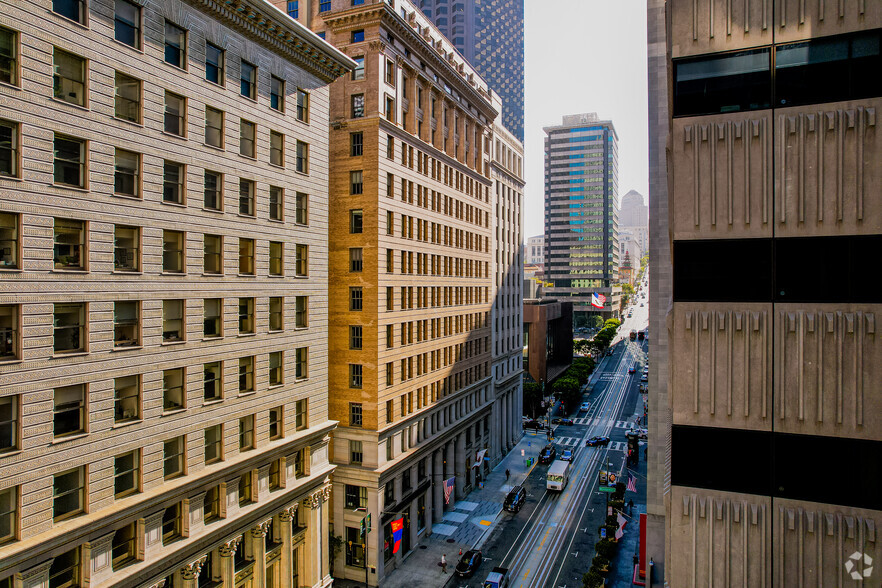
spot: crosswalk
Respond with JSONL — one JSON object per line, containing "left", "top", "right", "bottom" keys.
{"left": 570, "top": 418, "right": 633, "bottom": 428}
{"left": 551, "top": 437, "right": 627, "bottom": 452}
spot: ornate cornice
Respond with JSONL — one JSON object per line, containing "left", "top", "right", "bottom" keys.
{"left": 250, "top": 518, "right": 273, "bottom": 538}
{"left": 180, "top": 555, "right": 209, "bottom": 581}
{"left": 303, "top": 484, "right": 332, "bottom": 509}
{"left": 278, "top": 504, "right": 299, "bottom": 522}
{"left": 186, "top": 0, "right": 355, "bottom": 83}
{"left": 218, "top": 536, "right": 242, "bottom": 557}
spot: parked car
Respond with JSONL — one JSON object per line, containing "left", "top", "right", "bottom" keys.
{"left": 551, "top": 417, "right": 574, "bottom": 425}
{"left": 586, "top": 436, "right": 610, "bottom": 447}
{"left": 560, "top": 449, "right": 574, "bottom": 461}
{"left": 503, "top": 485, "right": 526, "bottom": 513}
{"left": 640, "top": 374, "right": 648, "bottom": 382}
{"left": 539, "top": 444, "right": 557, "bottom": 464}
{"left": 523, "top": 419, "right": 543, "bottom": 430}
{"left": 455, "top": 550, "right": 482, "bottom": 578}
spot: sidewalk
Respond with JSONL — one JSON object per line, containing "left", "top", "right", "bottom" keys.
{"left": 337, "top": 431, "right": 546, "bottom": 588}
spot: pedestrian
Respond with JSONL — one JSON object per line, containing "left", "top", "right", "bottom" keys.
{"left": 505, "top": 469, "right": 510, "bottom": 481}
{"left": 441, "top": 554, "right": 447, "bottom": 574}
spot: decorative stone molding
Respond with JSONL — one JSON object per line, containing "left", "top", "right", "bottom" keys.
{"left": 250, "top": 518, "right": 273, "bottom": 538}
{"left": 218, "top": 536, "right": 242, "bottom": 558}
{"left": 278, "top": 504, "right": 299, "bottom": 522}
{"left": 17, "top": 560, "right": 54, "bottom": 587}
{"left": 89, "top": 532, "right": 116, "bottom": 573}
{"left": 368, "top": 40, "right": 387, "bottom": 52}
{"left": 303, "top": 485, "right": 332, "bottom": 509}
{"left": 180, "top": 555, "right": 209, "bottom": 581}
{"left": 146, "top": 580, "right": 167, "bottom": 588}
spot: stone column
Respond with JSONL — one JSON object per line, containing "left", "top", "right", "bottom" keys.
{"left": 218, "top": 536, "right": 242, "bottom": 587}
{"left": 502, "top": 394, "right": 509, "bottom": 452}
{"left": 180, "top": 555, "right": 208, "bottom": 588}
{"left": 454, "top": 434, "right": 466, "bottom": 498}
{"left": 432, "top": 449, "right": 444, "bottom": 522}
{"left": 302, "top": 485, "right": 331, "bottom": 586}
{"left": 278, "top": 506, "right": 298, "bottom": 588}
{"left": 250, "top": 519, "right": 272, "bottom": 588}
{"left": 408, "top": 498, "right": 419, "bottom": 549}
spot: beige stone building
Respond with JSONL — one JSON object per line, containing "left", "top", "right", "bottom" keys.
{"left": 648, "top": 0, "right": 881, "bottom": 584}
{"left": 272, "top": 0, "right": 512, "bottom": 584}
{"left": 0, "top": 0, "right": 351, "bottom": 587}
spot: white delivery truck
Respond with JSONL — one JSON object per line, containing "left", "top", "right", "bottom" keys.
{"left": 546, "top": 460, "right": 570, "bottom": 491}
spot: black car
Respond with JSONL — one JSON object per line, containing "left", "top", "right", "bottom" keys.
{"left": 503, "top": 485, "right": 526, "bottom": 513}
{"left": 539, "top": 444, "right": 557, "bottom": 464}
{"left": 586, "top": 436, "right": 611, "bottom": 447}
{"left": 523, "top": 419, "right": 543, "bottom": 430}
{"left": 551, "top": 417, "right": 574, "bottom": 425}
{"left": 455, "top": 549, "right": 483, "bottom": 577}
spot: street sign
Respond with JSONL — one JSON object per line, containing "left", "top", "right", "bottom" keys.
{"left": 366, "top": 513, "right": 371, "bottom": 534}
{"left": 599, "top": 486, "right": 616, "bottom": 493}
{"left": 600, "top": 528, "right": 607, "bottom": 538}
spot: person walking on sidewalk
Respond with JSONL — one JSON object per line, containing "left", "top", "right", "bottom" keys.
{"left": 441, "top": 554, "right": 447, "bottom": 574}
{"left": 505, "top": 469, "right": 510, "bottom": 482}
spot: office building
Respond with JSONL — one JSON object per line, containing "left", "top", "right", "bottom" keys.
{"left": 525, "top": 235, "right": 545, "bottom": 266}
{"left": 276, "top": 1, "right": 516, "bottom": 584}
{"left": 416, "top": 0, "right": 525, "bottom": 140}
{"left": 648, "top": 0, "right": 882, "bottom": 583}
{"left": 543, "top": 113, "right": 621, "bottom": 320}
{"left": 522, "top": 299, "right": 573, "bottom": 387}
{"left": 0, "top": 1, "right": 352, "bottom": 587}
{"left": 619, "top": 189, "right": 648, "bottom": 257}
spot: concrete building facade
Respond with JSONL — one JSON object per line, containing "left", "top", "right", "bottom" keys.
{"left": 649, "top": 1, "right": 882, "bottom": 584}
{"left": 276, "top": 0, "right": 520, "bottom": 584}
{"left": 416, "top": 0, "right": 525, "bottom": 140}
{"left": 543, "top": 113, "right": 621, "bottom": 320}
{"left": 525, "top": 234, "right": 544, "bottom": 266}
{"left": 0, "top": 0, "right": 352, "bottom": 587}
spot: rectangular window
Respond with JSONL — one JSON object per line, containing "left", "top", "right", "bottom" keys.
{"left": 673, "top": 48, "right": 771, "bottom": 118}
{"left": 238, "top": 473, "right": 252, "bottom": 506}
{"left": 0, "top": 27, "right": 16, "bottom": 86}
{"left": 295, "top": 347, "right": 308, "bottom": 380}
{"left": 53, "top": 466, "right": 85, "bottom": 521}
{"left": 54, "top": 384, "right": 85, "bottom": 437}
{"left": 271, "top": 75, "right": 285, "bottom": 111}
{"left": 53, "top": 134, "right": 86, "bottom": 187}
{"left": 114, "top": 148, "right": 139, "bottom": 197}
{"left": 238, "top": 179, "right": 255, "bottom": 216}
{"left": 49, "top": 547, "right": 80, "bottom": 588}
{"left": 350, "top": 287, "right": 363, "bottom": 311}
{"left": 385, "top": 59, "right": 394, "bottom": 85}
{"left": 164, "top": 21, "right": 186, "bottom": 68}
{"left": 163, "top": 436, "right": 185, "bottom": 479}
{"left": 53, "top": 303, "right": 85, "bottom": 353}
{"left": 349, "top": 325, "right": 363, "bottom": 350}
{"left": 295, "top": 244, "right": 308, "bottom": 277}
{"left": 238, "top": 237, "right": 254, "bottom": 275}
{"left": 238, "top": 357, "right": 255, "bottom": 394}
{"left": 269, "top": 351, "right": 283, "bottom": 386}
{"left": 204, "top": 424, "right": 222, "bottom": 464}
{"left": 350, "top": 170, "right": 363, "bottom": 195}
{"left": 349, "top": 247, "right": 363, "bottom": 272}
{"left": 269, "top": 241, "right": 284, "bottom": 276}
{"left": 162, "top": 299, "right": 184, "bottom": 342}
{"left": 239, "top": 415, "right": 254, "bottom": 450}
{"left": 203, "top": 299, "right": 222, "bottom": 338}
{"left": 204, "top": 485, "right": 222, "bottom": 522}
{"left": 240, "top": 60, "right": 256, "bottom": 99}
{"left": 112, "top": 521, "right": 137, "bottom": 570}
{"left": 386, "top": 211, "right": 393, "bottom": 235}
{"left": 163, "top": 160, "right": 185, "bottom": 204}
{"left": 319, "top": 0, "right": 331, "bottom": 12}
{"left": 287, "top": 0, "right": 299, "bottom": 18}
{"left": 203, "top": 234, "right": 222, "bottom": 274}
{"left": 295, "top": 296, "right": 307, "bottom": 328}
{"left": 350, "top": 209, "right": 363, "bottom": 233}
{"left": 386, "top": 248, "right": 393, "bottom": 272}
{"left": 162, "top": 367, "right": 185, "bottom": 411}
{"left": 240, "top": 120, "right": 255, "bottom": 158}
{"left": 349, "top": 402, "right": 362, "bottom": 427}
{"left": 270, "top": 130, "right": 284, "bottom": 166}
{"left": 269, "top": 186, "right": 284, "bottom": 221}
{"left": 53, "top": 0, "right": 86, "bottom": 23}
{"left": 114, "top": 450, "right": 139, "bottom": 498}
{"left": 351, "top": 94, "right": 365, "bottom": 118}
{"left": 269, "top": 458, "right": 282, "bottom": 490}
{"left": 0, "top": 120, "right": 19, "bottom": 178}
{"left": 349, "top": 364, "right": 363, "bottom": 389}
{"left": 204, "top": 170, "right": 222, "bottom": 210}
{"left": 114, "top": 375, "right": 140, "bottom": 423}
{"left": 352, "top": 57, "right": 365, "bottom": 81}
{"left": 54, "top": 218, "right": 86, "bottom": 270}
{"left": 385, "top": 95, "right": 394, "bottom": 122}
{"left": 344, "top": 484, "right": 367, "bottom": 509}
{"left": 345, "top": 527, "right": 365, "bottom": 567}
{"left": 269, "top": 407, "right": 283, "bottom": 440}
{"left": 53, "top": 48, "right": 85, "bottom": 107}
{"left": 351, "top": 30, "right": 364, "bottom": 43}
{"left": 386, "top": 286, "right": 393, "bottom": 311}
{"left": 350, "top": 440, "right": 363, "bottom": 465}
{"left": 205, "top": 42, "right": 224, "bottom": 85}
{"left": 295, "top": 399, "right": 307, "bottom": 431}
{"left": 114, "top": 0, "right": 141, "bottom": 49}
{"left": 114, "top": 71, "right": 140, "bottom": 123}
{"left": 386, "top": 136, "right": 394, "bottom": 159}
{"left": 350, "top": 132, "right": 363, "bottom": 156}
{"left": 161, "top": 502, "right": 181, "bottom": 544}
{"left": 295, "top": 140, "right": 308, "bottom": 173}
{"left": 164, "top": 91, "right": 186, "bottom": 136}
{"left": 0, "top": 395, "right": 18, "bottom": 452}
{"left": 113, "top": 301, "right": 139, "bottom": 347}
{"left": 269, "top": 296, "right": 284, "bottom": 331}
{"left": 162, "top": 230, "right": 184, "bottom": 273}
{"left": 295, "top": 192, "right": 308, "bottom": 225}
{"left": 203, "top": 360, "right": 222, "bottom": 401}
{"left": 238, "top": 297, "right": 254, "bottom": 334}
{"left": 296, "top": 88, "right": 309, "bottom": 122}
{"left": 205, "top": 106, "right": 224, "bottom": 148}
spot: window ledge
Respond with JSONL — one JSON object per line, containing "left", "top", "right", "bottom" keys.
{"left": 268, "top": 274, "right": 284, "bottom": 278}
{"left": 238, "top": 391, "right": 256, "bottom": 398}
{"left": 51, "top": 432, "right": 88, "bottom": 444}
{"left": 237, "top": 273, "right": 257, "bottom": 278}
{"left": 161, "top": 200, "right": 187, "bottom": 208}
{"left": 160, "top": 131, "right": 187, "bottom": 141}
{"left": 239, "top": 153, "right": 257, "bottom": 161}
{"left": 51, "top": 351, "right": 89, "bottom": 359}
{"left": 112, "top": 270, "right": 142, "bottom": 275}
{"left": 268, "top": 218, "right": 285, "bottom": 224}
{"left": 268, "top": 162, "right": 285, "bottom": 170}
{"left": 202, "top": 272, "right": 224, "bottom": 277}
{"left": 267, "top": 329, "right": 284, "bottom": 334}
{"left": 161, "top": 339, "right": 186, "bottom": 346}
{"left": 110, "top": 38, "right": 145, "bottom": 55}
{"left": 0, "top": 357, "right": 22, "bottom": 365}
{"left": 160, "top": 271, "right": 187, "bottom": 276}
{"left": 202, "top": 207, "right": 224, "bottom": 214}
{"left": 51, "top": 268, "right": 88, "bottom": 273}
{"left": 236, "top": 214, "right": 257, "bottom": 220}
{"left": 161, "top": 408, "right": 186, "bottom": 416}
{"left": 111, "top": 420, "right": 142, "bottom": 430}
{"left": 202, "top": 142, "right": 225, "bottom": 152}
{"left": 112, "top": 116, "right": 143, "bottom": 128}
{"left": 268, "top": 384, "right": 284, "bottom": 390}
{"left": 49, "top": 97, "right": 90, "bottom": 112}
{"left": 236, "top": 333, "right": 256, "bottom": 338}
{"left": 203, "top": 399, "right": 224, "bottom": 407}
{"left": 202, "top": 336, "right": 224, "bottom": 342}
{"left": 112, "top": 345, "right": 143, "bottom": 352}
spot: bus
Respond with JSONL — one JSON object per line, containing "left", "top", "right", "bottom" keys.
{"left": 547, "top": 460, "right": 570, "bottom": 491}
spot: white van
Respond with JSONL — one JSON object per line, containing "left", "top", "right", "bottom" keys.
{"left": 546, "top": 460, "right": 570, "bottom": 491}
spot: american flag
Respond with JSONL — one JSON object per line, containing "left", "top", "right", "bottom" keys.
{"left": 443, "top": 477, "right": 455, "bottom": 504}
{"left": 626, "top": 471, "right": 637, "bottom": 492}
{"left": 591, "top": 293, "right": 606, "bottom": 308}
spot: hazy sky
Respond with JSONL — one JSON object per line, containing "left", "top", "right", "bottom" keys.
{"left": 522, "top": 0, "right": 649, "bottom": 240}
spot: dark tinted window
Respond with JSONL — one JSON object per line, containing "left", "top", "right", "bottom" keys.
{"left": 776, "top": 30, "right": 882, "bottom": 108}
{"left": 674, "top": 48, "right": 771, "bottom": 117}
{"left": 673, "top": 239, "right": 773, "bottom": 302}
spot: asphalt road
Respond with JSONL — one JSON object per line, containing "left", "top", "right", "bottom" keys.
{"left": 450, "top": 303, "right": 650, "bottom": 588}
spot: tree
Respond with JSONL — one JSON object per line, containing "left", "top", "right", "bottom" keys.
{"left": 552, "top": 377, "right": 581, "bottom": 411}
{"left": 523, "top": 382, "right": 543, "bottom": 418}
{"left": 328, "top": 533, "right": 343, "bottom": 571}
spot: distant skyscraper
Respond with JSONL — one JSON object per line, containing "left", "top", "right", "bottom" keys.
{"left": 418, "top": 0, "right": 525, "bottom": 140}
{"left": 619, "top": 189, "right": 648, "bottom": 258}
{"left": 543, "top": 113, "right": 620, "bottom": 318}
